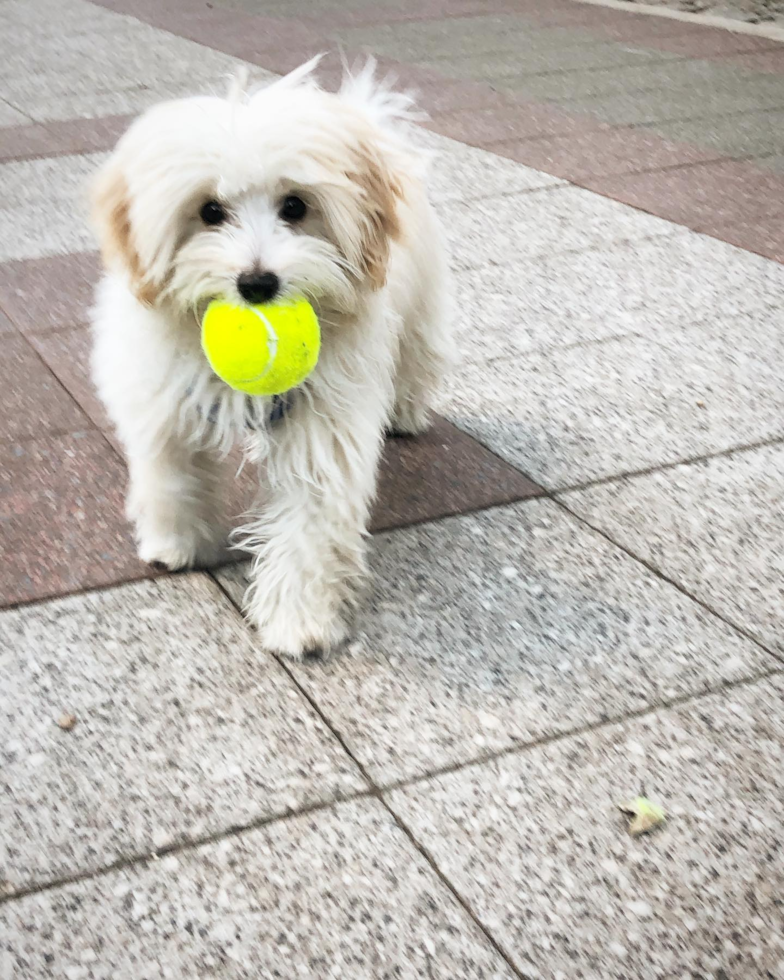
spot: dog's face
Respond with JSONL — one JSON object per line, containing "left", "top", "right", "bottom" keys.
{"left": 92, "top": 69, "right": 408, "bottom": 319}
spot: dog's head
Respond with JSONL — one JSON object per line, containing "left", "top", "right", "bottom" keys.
{"left": 91, "top": 60, "right": 421, "bottom": 318}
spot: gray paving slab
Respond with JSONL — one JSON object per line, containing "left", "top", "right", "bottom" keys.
{"left": 564, "top": 81, "right": 784, "bottom": 128}
{"left": 419, "top": 41, "right": 680, "bottom": 86}
{"left": 561, "top": 443, "right": 784, "bottom": 655}
{"left": 755, "top": 151, "right": 784, "bottom": 173}
{"left": 0, "top": 99, "right": 29, "bottom": 127}
{"left": 450, "top": 232, "right": 784, "bottom": 361}
{"left": 0, "top": 798, "right": 516, "bottom": 980}
{"left": 389, "top": 673, "right": 784, "bottom": 980}
{"left": 441, "top": 309, "right": 784, "bottom": 489}
{"left": 653, "top": 108, "right": 784, "bottom": 160}
{"left": 217, "top": 499, "right": 769, "bottom": 784}
{"left": 0, "top": 152, "right": 105, "bottom": 261}
{"left": 414, "top": 128, "right": 564, "bottom": 203}
{"left": 338, "top": 19, "right": 625, "bottom": 64}
{"left": 505, "top": 56, "right": 784, "bottom": 105}
{"left": 437, "top": 185, "right": 682, "bottom": 271}
{"left": 0, "top": 0, "right": 257, "bottom": 123}
{"left": 0, "top": 575, "right": 365, "bottom": 893}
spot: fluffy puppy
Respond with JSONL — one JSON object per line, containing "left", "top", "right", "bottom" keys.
{"left": 90, "top": 60, "right": 450, "bottom": 659}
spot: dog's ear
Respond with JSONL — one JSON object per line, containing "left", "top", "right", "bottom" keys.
{"left": 350, "top": 140, "right": 403, "bottom": 290}
{"left": 91, "top": 160, "right": 158, "bottom": 306}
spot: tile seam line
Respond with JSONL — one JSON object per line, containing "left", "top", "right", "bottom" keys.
{"left": 0, "top": 785, "right": 375, "bottom": 909}
{"left": 207, "top": 570, "right": 531, "bottom": 980}
{"left": 554, "top": 433, "right": 784, "bottom": 494}
{"left": 378, "top": 662, "right": 784, "bottom": 792}
{"left": 553, "top": 495, "right": 784, "bottom": 665}
{"left": 4, "top": 642, "right": 780, "bottom": 910}
{"left": 420, "top": 427, "right": 784, "bottom": 663}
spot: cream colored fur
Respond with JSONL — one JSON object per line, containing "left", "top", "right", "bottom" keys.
{"left": 90, "top": 60, "right": 450, "bottom": 658}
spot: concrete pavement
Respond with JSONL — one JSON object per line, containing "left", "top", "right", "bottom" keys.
{"left": 1, "top": 0, "right": 783, "bottom": 976}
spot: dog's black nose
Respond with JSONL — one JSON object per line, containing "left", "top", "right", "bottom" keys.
{"left": 237, "top": 271, "right": 280, "bottom": 304}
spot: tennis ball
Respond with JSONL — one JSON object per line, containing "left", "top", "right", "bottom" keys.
{"left": 201, "top": 297, "right": 320, "bottom": 397}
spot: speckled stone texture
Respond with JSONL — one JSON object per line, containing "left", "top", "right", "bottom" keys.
{"left": 561, "top": 443, "right": 784, "bottom": 655}
{"left": 0, "top": 250, "right": 101, "bottom": 333}
{"left": 217, "top": 499, "right": 769, "bottom": 783}
{"left": 450, "top": 232, "right": 784, "bottom": 361}
{"left": 0, "top": 799, "right": 516, "bottom": 979}
{"left": 413, "top": 127, "right": 564, "bottom": 203}
{"left": 0, "top": 430, "right": 146, "bottom": 606}
{"left": 0, "top": 575, "right": 365, "bottom": 891}
{"left": 0, "top": 334, "right": 89, "bottom": 441}
{"left": 389, "top": 674, "right": 784, "bottom": 979}
{"left": 437, "top": 185, "right": 681, "bottom": 271}
{"left": 442, "top": 309, "right": 784, "bottom": 489}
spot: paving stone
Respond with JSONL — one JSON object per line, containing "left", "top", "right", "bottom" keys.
{"left": 389, "top": 674, "right": 784, "bottom": 979}
{"left": 508, "top": 56, "right": 784, "bottom": 105}
{"left": 565, "top": 82, "right": 784, "bottom": 128}
{"left": 449, "top": 232, "right": 784, "bottom": 361}
{"left": 710, "top": 209, "right": 784, "bottom": 265}
{"left": 0, "top": 334, "right": 90, "bottom": 443}
{"left": 584, "top": 158, "right": 784, "bottom": 233}
{"left": 413, "top": 127, "right": 563, "bottom": 203}
{"left": 0, "top": 152, "right": 105, "bottom": 261}
{"left": 0, "top": 0, "right": 252, "bottom": 122}
{"left": 0, "top": 114, "right": 132, "bottom": 163}
{"left": 0, "top": 798, "right": 516, "bottom": 979}
{"left": 441, "top": 310, "right": 784, "bottom": 488}
{"left": 653, "top": 107, "right": 784, "bottom": 160}
{"left": 373, "top": 417, "right": 543, "bottom": 531}
{"left": 217, "top": 499, "right": 769, "bottom": 783}
{"left": 0, "top": 100, "right": 30, "bottom": 127}
{"left": 492, "top": 126, "right": 716, "bottom": 182}
{"left": 418, "top": 40, "right": 678, "bottom": 85}
{"left": 0, "top": 430, "right": 144, "bottom": 606}
{"left": 0, "top": 575, "right": 366, "bottom": 891}
{"left": 0, "top": 251, "right": 101, "bottom": 333}
{"left": 436, "top": 185, "right": 680, "bottom": 271}
{"left": 337, "top": 17, "right": 611, "bottom": 64}
{"left": 561, "top": 443, "right": 784, "bottom": 655}
{"left": 426, "top": 101, "right": 602, "bottom": 146}
{"left": 28, "top": 327, "right": 113, "bottom": 436}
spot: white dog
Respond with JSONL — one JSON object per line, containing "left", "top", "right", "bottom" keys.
{"left": 90, "top": 60, "right": 450, "bottom": 659}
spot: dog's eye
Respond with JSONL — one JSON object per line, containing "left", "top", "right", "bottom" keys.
{"left": 280, "top": 195, "right": 307, "bottom": 223}
{"left": 200, "top": 200, "right": 227, "bottom": 225}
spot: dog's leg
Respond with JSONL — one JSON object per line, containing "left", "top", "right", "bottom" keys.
{"left": 241, "top": 326, "right": 395, "bottom": 659}
{"left": 125, "top": 438, "right": 225, "bottom": 571}
{"left": 390, "top": 251, "right": 451, "bottom": 436}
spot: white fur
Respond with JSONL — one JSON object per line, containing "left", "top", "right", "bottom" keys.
{"left": 90, "top": 61, "right": 451, "bottom": 658}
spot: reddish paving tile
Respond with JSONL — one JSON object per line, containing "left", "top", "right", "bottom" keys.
{"left": 0, "top": 307, "right": 15, "bottom": 334}
{"left": 0, "top": 430, "right": 147, "bottom": 607}
{"left": 707, "top": 210, "right": 784, "bottom": 264}
{"left": 490, "top": 125, "right": 719, "bottom": 181}
{"left": 0, "top": 252, "right": 100, "bottom": 334}
{"left": 0, "top": 115, "right": 131, "bottom": 164}
{"left": 582, "top": 158, "right": 784, "bottom": 233}
{"left": 28, "top": 327, "right": 113, "bottom": 439}
{"left": 426, "top": 101, "right": 605, "bottom": 147}
{"left": 0, "top": 335, "right": 91, "bottom": 444}
{"left": 371, "top": 417, "right": 543, "bottom": 532}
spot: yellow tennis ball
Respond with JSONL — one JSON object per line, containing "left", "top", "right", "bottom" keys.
{"left": 201, "top": 297, "right": 320, "bottom": 397}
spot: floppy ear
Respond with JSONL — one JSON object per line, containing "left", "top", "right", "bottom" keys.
{"left": 91, "top": 160, "right": 158, "bottom": 306}
{"left": 350, "top": 140, "right": 403, "bottom": 290}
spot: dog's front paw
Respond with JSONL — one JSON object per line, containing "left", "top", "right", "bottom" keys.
{"left": 388, "top": 400, "right": 431, "bottom": 437}
{"left": 248, "top": 594, "right": 349, "bottom": 661}
{"left": 137, "top": 530, "right": 225, "bottom": 571}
